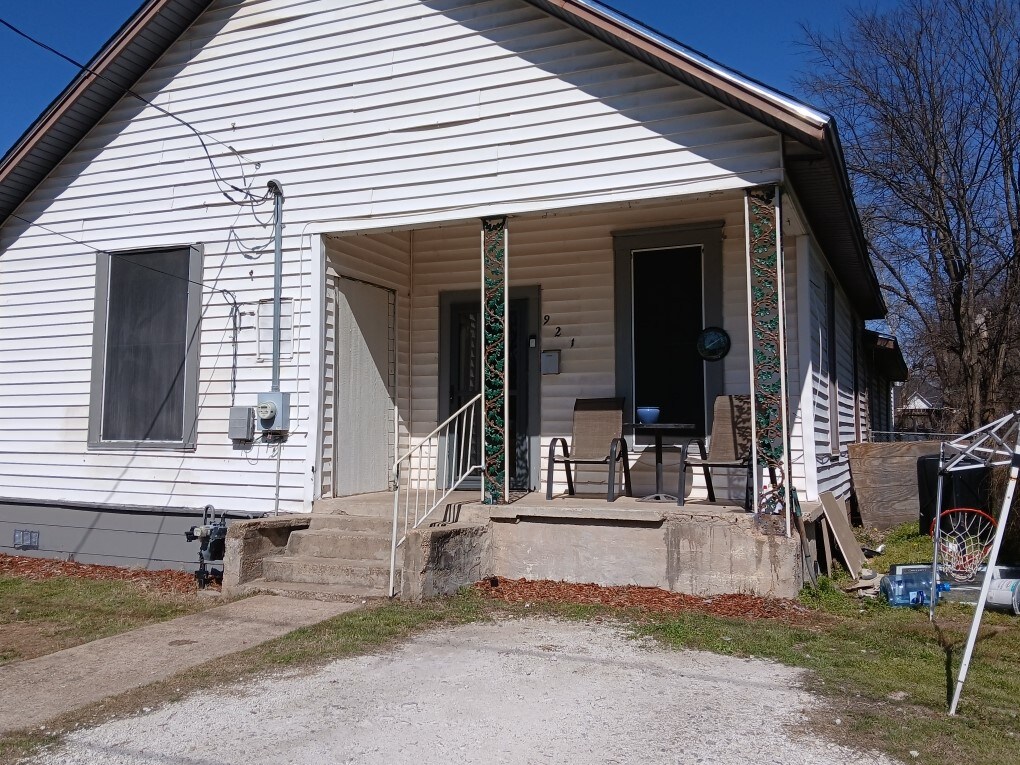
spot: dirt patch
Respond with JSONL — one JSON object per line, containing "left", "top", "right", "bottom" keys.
{"left": 474, "top": 576, "right": 819, "bottom": 623}
{"left": 0, "top": 621, "right": 67, "bottom": 664}
{"left": 0, "top": 554, "right": 199, "bottom": 594}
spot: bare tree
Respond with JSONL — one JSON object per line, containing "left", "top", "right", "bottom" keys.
{"left": 801, "top": 0, "right": 1020, "bottom": 430}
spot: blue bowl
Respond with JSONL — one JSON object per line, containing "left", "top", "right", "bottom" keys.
{"left": 636, "top": 406, "right": 660, "bottom": 424}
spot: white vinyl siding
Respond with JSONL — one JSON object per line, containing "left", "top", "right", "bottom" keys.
{"left": 809, "top": 246, "right": 857, "bottom": 498}
{"left": 780, "top": 232, "right": 805, "bottom": 498}
{"left": 0, "top": 0, "right": 783, "bottom": 513}
{"left": 320, "top": 277, "right": 338, "bottom": 498}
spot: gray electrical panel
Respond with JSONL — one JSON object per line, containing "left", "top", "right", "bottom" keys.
{"left": 228, "top": 406, "right": 255, "bottom": 441}
{"left": 256, "top": 391, "right": 290, "bottom": 434}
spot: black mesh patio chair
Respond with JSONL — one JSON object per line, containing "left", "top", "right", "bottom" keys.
{"left": 678, "top": 395, "right": 753, "bottom": 507}
{"left": 546, "top": 398, "right": 632, "bottom": 502}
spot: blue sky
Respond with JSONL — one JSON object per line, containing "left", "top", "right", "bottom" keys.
{"left": 0, "top": 0, "right": 897, "bottom": 158}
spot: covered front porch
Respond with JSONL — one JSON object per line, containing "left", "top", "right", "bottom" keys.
{"left": 310, "top": 187, "right": 803, "bottom": 597}
{"left": 315, "top": 188, "right": 800, "bottom": 511}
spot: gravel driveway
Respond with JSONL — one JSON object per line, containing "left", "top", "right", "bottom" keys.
{"left": 30, "top": 618, "right": 899, "bottom": 765}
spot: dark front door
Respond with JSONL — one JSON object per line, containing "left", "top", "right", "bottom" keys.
{"left": 632, "top": 246, "right": 706, "bottom": 434}
{"left": 614, "top": 225, "right": 724, "bottom": 440}
{"left": 446, "top": 296, "right": 532, "bottom": 491}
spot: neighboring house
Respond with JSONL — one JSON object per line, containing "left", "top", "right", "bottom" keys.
{"left": 895, "top": 379, "right": 953, "bottom": 435}
{"left": 861, "top": 329, "right": 908, "bottom": 436}
{"left": 0, "top": 0, "right": 892, "bottom": 573}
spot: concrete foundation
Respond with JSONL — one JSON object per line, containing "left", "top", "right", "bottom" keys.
{"left": 221, "top": 493, "right": 803, "bottom": 602}
{"left": 485, "top": 500, "right": 803, "bottom": 598}
{"left": 401, "top": 523, "right": 492, "bottom": 602}
{"left": 222, "top": 515, "right": 311, "bottom": 597}
{"left": 395, "top": 497, "right": 802, "bottom": 601}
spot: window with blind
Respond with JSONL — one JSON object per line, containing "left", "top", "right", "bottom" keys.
{"left": 88, "top": 246, "right": 202, "bottom": 449}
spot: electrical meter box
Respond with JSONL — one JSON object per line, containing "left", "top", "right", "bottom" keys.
{"left": 228, "top": 406, "right": 255, "bottom": 441}
{"left": 256, "top": 391, "right": 290, "bottom": 434}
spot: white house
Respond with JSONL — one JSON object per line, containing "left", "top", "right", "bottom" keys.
{"left": 0, "top": 0, "right": 900, "bottom": 579}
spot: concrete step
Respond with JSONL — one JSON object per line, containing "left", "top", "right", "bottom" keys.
{"left": 262, "top": 555, "right": 392, "bottom": 589}
{"left": 311, "top": 494, "right": 394, "bottom": 517}
{"left": 286, "top": 528, "right": 390, "bottom": 562}
{"left": 233, "top": 578, "right": 390, "bottom": 601}
{"left": 309, "top": 514, "right": 393, "bottom": 534}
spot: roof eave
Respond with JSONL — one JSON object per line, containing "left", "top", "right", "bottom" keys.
{"left": 530, "top": 0, "right": 828, "bottom": 147}
{"left": 863, "top": 329, "right": 908, "bottom": 381}
{"left": 0, "top": 0, "right": 211, "bottom": 229}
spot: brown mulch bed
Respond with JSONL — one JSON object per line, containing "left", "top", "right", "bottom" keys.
{"left": 0, "top": 553, "right": 199, "bottom": 594}
{"left": 474, "top": 576, "right": 817, "bottom": 623}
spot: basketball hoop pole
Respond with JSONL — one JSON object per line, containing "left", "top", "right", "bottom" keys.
{"left": 929, "top": 442, "right": 947, "bottom": 622}
{"left": 938, "top": 410, "right": 1020, "bottom": 715}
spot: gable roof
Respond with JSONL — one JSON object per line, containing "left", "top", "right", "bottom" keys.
{"left": 0, "top": 0, "right": 209, "bottom": 230}
{"left": 0, "top": 0, "right": 884, "bottom": 317}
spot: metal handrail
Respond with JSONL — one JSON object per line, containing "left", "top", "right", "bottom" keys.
{"left": 388, "top": 393, "right": 483, "bottom": 596}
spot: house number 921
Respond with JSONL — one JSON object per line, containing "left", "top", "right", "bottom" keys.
{"left": 543, "top": 315, "right": 574, "bottom": 347}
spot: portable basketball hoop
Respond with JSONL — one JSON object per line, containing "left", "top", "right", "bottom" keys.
{"left": 929, "top": 410, "right": 1020, "bottom": 715}
{"left": 929, "top": 508, "right": 998, "bottom": 582}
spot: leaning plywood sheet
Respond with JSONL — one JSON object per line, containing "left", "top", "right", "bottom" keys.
{"left": 848, "top": 441, "right": 940, "bottom": 529}
{"left": 819, "top": 492, "right": 867, "bottom": 577}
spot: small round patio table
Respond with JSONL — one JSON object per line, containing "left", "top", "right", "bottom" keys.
{"left": 627, "top": 423, "right": 701, "bottom": 503}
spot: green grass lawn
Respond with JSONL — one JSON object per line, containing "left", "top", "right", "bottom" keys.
{"left": 0, "top": 575, "right": 210, "bottom": 665}
{"left": 640, "top": 581, "right": 1020, "bottom": 764}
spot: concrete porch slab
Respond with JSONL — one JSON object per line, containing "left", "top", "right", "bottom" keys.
{"left": 311, "top": 491, "right": 799, "bottom": 601}
{"left": 313, "top": 490, "right": 746, "bottom": 523}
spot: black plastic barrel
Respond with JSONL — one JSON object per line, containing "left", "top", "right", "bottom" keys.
{"left": 916, "top": 454, "right": 992, "bottom": 535}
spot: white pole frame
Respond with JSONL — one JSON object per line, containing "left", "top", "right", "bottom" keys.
{"left": 923, "top": 410, "right": 1020, "bottom": 714}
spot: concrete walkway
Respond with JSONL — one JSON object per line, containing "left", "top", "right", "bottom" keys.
{"left": 0, "top": 595, "right": 358, "bottom": 734}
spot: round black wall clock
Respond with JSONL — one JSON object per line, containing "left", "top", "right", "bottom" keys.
{"left": 696, "top": 326, "right": 731, "bottom": 361}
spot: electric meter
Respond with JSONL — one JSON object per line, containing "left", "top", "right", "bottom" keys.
{"left": 256, "top": 400, "right": 278, "bottom": 421}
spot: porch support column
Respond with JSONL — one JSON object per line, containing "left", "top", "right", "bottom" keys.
{"left": 481, "top": 216, "right": 509, "bottom": 504}
{"left": 744, "top": 186, "right": 792, "bottom": 536}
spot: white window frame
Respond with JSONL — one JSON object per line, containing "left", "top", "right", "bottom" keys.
{"left": 87, "top": 245, "right": 202, "bottom": 451}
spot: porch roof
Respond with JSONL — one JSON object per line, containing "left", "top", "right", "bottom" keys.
{"left": 0, "top": 0, "right": 884, "bottom": 318}
{"left": 528, "top": 0, "right": 885, "bottom": 319}
{"left": 863, "top": 329, "right": 908, "bottom": 382}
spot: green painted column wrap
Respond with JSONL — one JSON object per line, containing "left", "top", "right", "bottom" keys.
{"left": 745, "top": 186, "right": 791, "bottom": 528}
{"left": 481, "top": 216, "right": 508, "bottom": 504}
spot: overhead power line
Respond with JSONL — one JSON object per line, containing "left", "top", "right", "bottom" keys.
{"left": 8, "top": 211, "right": 242, "bottom": 303}
{"left": 0, "top": 16, "right": 270, "bottom": 208}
